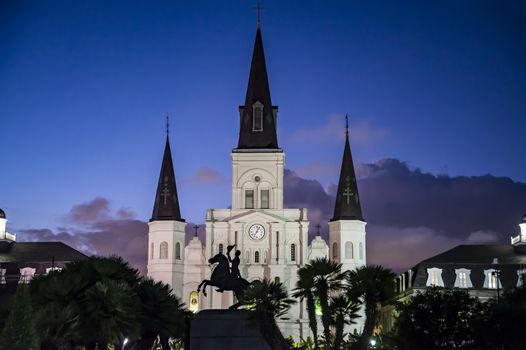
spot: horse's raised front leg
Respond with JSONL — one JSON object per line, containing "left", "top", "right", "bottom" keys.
{"left": 197, "top": 280, "right": 209, "bottom": 297}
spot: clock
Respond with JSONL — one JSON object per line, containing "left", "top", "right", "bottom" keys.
{"left": 248, "top": 224, "right": 265, "bottom": 240}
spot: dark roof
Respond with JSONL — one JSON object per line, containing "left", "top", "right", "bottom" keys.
{"left": 421, "top": 244, "right": 526, "bottom": 265}
{"left": 151, "top": 137, "right": 184, "bottom": 222}
{"left": 409, "top": 244, "right": 526, "bottom": 289}
{"left": 236, "top": 27, "right": 279, "bottom": 150}
{"left": 0, "top": 208, "right": 5, "bottom": 219}
{"left": 331, "top": 129, "right": 363, "bottom": 221}
{"left": 0, "top": 241, "right": 87, "bottom": 263}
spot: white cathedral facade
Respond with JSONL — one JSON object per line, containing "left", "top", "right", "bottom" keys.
{"left": 147, "top": 26, "right": 366, "bottom": 339}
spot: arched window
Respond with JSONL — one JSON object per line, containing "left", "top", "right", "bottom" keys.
{"left": 274, "top": 276, "right": 280, "bottom": 284}
{"left": 260, "top": 189, "right": 270, "bottom": 209}
{"left": 332, "top": 242, "right": 338, "bottom": 259}
{"left": 345, "top": 242, "right": 353, "bottom": 259}
{"left": 290, "top": 243, "right": 296, "bottom": 262}
{"left": 189, "top": 291, "right": 199, "bottom": 313}
{"left": 245, "top": 189, "right": 254, "bottom": 209}
{"left": 160, "top": 241, "right": 168, "bottom": 259}
{"left": 245, "top": 250, "right": 250, "bottom": 263}
{"left": 359, "top": 242, "right": 364, "bottom": 260}
{"left": 253, "top": 102, "right": 264, "bottom": 131}
{"left": 254, "top": 251, "right": 260, "bottom": 264}
{"left": 175, "top": 242, "right": 181, "bottom": 260}
{"left": 218, "top": 243, "right": 224, "bottom": 255}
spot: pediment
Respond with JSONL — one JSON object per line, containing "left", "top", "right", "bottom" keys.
{"left": 220, "top": 209, "right": 286, "bottom": 223}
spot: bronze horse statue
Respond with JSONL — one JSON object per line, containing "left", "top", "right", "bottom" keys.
{"left": 197, "top": 252, "right": 251, "bottom": 308}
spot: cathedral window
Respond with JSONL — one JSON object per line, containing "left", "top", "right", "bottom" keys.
{"left": 332, "top": 242, "right": 338, "bottom": 259}
{"left": 291, "top": 243, "right": 296, "bottom": 262}
{"left": 150, "top": 243, "right": 154, "bottom": 259}
{"left": 454, "top": 268, "right": 473, "bottom": 288}
{"left": 254, "top": 250, "right": 260, "bottom": 264}
{"left": 359, "top": 242, "right": 364, "bottom": 260}
{"left": 253, "top": 102, "right": 264, "bottom": 131}
{"left": 345, "top": 242, "right": 353, "bottom": 259}
{"left": 0, "top": 269, "right": 6, "bottom": 285}
{"left": 260, "top": 189, "right": 270, "bottom": 209}
{"left": 245, "top": 250, "right": 250, "bottom": 263}
{"left": 426, "top": 267, "right": 444, "bottom": 287}
{"left": 245, "top": 190, "right": 254, "bottom": 209}
{"left": 19, "top": 267, "right": 36, "bottom": 284}
{"left": 218, "top": 243, "right": 224, "bottom": 255}
{"left": 175, "top": 242, "right": 181, "bottom": 260}
{"left": 160, "top": 241, "right": 169, "bottom": 259}
{"left": 484, "top": 269, "right": 502, "bottom": 289}
{"left": 274, "top": 276, "right": 280, "bottom": 284}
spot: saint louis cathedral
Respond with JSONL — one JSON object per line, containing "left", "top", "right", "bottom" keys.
{"left": 146, "top": 25, "right": 366, "bottom": 339}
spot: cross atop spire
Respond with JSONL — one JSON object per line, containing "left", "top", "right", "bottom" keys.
{"left": 193, "top": 225, "right": 199, "bottom": 237}
{"left": 253, "top": 2, "right": 264, "bottom": 28}
{"left": 151, "top": 120, "right": 184, "bottom": 222}
{"left": 331, "top": 116, "right": 363, "bottom": 221}
{"left": 166, "top": 113, "right": 170, "bottom": 137}
{"left": 235, "top": 24, "right": 280, "bottom": 150}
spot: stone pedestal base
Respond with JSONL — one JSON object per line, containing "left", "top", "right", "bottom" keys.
{"left": 188, "top": 309, "right": 287, "bottom": 350}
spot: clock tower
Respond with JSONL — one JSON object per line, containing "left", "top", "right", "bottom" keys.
{"left": 199, "top": 26, "right": 310, "bottom": 338}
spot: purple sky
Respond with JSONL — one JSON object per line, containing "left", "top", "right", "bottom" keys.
{"left": 1, "top": 1, "right": 525, "bottom": 272}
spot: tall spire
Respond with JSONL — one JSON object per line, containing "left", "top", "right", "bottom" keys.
{"left": 151, "top": 132, "right": 184, "bottom": 222}
{"left": 236, "top": 26, "right": 279, "bottom": 150}
{"left": 331, "top": 115, "right": 363, "bottom": 221}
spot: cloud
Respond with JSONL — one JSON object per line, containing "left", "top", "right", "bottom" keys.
{"left": 18, "top": 158, "right": 526, "bottom": 274}
{"left": 289, "top": 114, "right": 386, "bottom": 145}
{"left": 66, "top": 197, "right": 111, "bottom": 224}
{"left": 186, "top": 167, "right": 225, "bottom": 185}
{"left": 19, "top": 199, "right": 149, "bottom": 274}
{"left": 18, "top": 198, "right": 209, "bottom": 275}
{"left": 466, "top": 230, "right": 499, "bottom": 244}
{"left": 294, "top": 162, "right": 339, "bottom": 178}
{"left": 283, "top": 158, "right": 526, "bottom": 271}
{"left": 366, "top": 225, "right": 463, "bottom": 272}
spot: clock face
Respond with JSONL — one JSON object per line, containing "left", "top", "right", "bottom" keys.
{"left": 248, "top": 224, "right": 265, "bottom": 240}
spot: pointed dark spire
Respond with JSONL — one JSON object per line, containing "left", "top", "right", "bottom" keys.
{"left": 331, "top": 116, "right": 363, "bottom": 221}
{"left": 236, "top": 27, "right": 279, "bottom": 150}
{"left": 151, "top": 136, "right": 184, "bottom": 222}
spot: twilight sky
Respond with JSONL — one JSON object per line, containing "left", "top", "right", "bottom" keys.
{"left": 1, "top": 0, "right": 525, "bottom": 272}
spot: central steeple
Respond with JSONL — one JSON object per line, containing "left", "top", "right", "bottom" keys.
{"left": 236, "top": 27, "right": 279, "bottom": 150}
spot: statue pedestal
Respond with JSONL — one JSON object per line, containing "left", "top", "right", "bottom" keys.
{"left": 188, "top": 309, "right": 288, "bottom": 350}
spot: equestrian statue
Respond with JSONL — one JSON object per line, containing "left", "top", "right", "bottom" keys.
{"left": 197, "top": 244, "right": 251, "bottom": 309}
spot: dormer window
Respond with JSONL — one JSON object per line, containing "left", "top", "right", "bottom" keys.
{"left": 454, "top": 268, "right": 473, "bottom": 288}
{"left": 426, "top": 267, "right": 444, "bottom": 287}
{"left": 253, "top": 101, "right": 264, "bottom": 132}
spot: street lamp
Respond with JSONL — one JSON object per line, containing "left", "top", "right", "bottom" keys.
{"left": 492, "top": 258, "right": 501, "bottom": 303}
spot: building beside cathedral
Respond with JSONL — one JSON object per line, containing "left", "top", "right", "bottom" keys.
{"left": 146, "top": 26, "right": 366, "bottom": 339}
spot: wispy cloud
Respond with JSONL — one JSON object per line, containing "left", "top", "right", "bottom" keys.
{"left": 289, "top": 114, "right": 387, "bottom": 145}
{"left": 186, "top": 167, "right": 225, "bottom": 185}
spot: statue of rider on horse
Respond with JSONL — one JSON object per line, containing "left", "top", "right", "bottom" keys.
{"left": 197, "top": 244, "right": 251, "bottom": 308}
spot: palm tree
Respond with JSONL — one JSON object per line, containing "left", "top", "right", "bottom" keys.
{"left": 239, "top": 279, "right": 296, "bottom": 350}
{"left": 345, "top": 265, "right": 395, "bottom": 350}
{"left": 80, "top": 280, "right": 141, "bottom": 349}
{"left": 330, "top": 295, "right": 360, "bottom": 350}
{"left": 292, "top": 266, "right": 320, "bottom": 350}
{"left": 136, "top": 278, "right": 187, "bottom": 350}
{"left": 307, "top": 257, "right": 346, "bottom": 347}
